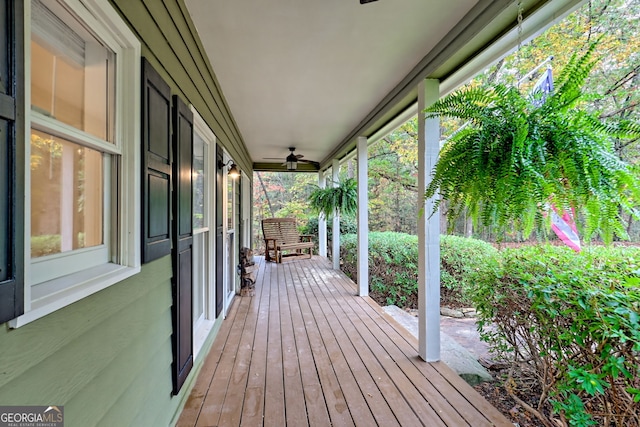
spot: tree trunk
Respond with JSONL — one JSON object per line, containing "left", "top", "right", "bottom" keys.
{"left": 256, "top": 172, "right": 274, "bottom": 217}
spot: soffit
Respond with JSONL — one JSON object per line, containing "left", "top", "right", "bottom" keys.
{"left": 184, "top": 0, "right": 583, "bottom": 171}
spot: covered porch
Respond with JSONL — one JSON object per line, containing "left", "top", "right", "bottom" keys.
{"left": 177, "top": 256, "right": 511, "bottom": 426}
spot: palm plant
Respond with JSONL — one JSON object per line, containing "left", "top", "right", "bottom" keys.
{"left": 308, "top": 177, "right": 358, "bottom": 219}
{"left": 424, "top": 43, "right": 640, "bottom": 243}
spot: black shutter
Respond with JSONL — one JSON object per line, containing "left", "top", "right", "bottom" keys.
{"left": 171, "top": 95, "right": 194, "bottom": 394}
{"left": 0, "top": 0, "right": 25, "bottom": 324}
{"left": 141, "top": 59, "right": 172, "bottom": 264}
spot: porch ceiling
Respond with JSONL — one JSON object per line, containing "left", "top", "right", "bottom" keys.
{"left": 184, "top": 0, "right": 583, "bottom": 171}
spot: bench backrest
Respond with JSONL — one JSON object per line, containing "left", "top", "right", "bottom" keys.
{"left": 262, "top": 218, "right": 301, "bottom": 244}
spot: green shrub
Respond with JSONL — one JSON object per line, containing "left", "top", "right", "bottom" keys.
{"left": 472, "top": 245, "right": 640, "bottom": 426}
{"left": 341, "top": 232, "right": 497, "bottom": 308}
{"left": 301, "top": 216, "right": 357, "bottom": 238}
{"left": 342, "top": 232, "right": 417, "bottom": 306}
{"left": 441, "top": 236, "right": 498, "bottom": 306}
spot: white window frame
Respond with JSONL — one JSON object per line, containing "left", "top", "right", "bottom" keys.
{"left": 241, "top": 171, "right": 251, "bottom": 248}
{"left": 223, "top": 153, "right": 238, "bottom": 312}
{"left": 11, "top": 0, "right": 141, "bottom": 328}
{"left": 191, "top": 107, "right": 218, "bottom": 357}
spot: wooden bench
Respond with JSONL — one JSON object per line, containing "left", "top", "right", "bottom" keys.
{"left": 261, "top": 218, "right": 314, "bottom": 263}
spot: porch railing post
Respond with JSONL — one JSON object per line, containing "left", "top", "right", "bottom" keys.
{"left": 356, "top": 136, "right": 369, "bottom": 296}
{"left": 332, "top": 159, "right": 340, "bottom": 270}
{"left": 417, "top": 78, "right": 441, "bottom": 362}
{"left": 318, "top": 171, "right": 327, "bottom": 257}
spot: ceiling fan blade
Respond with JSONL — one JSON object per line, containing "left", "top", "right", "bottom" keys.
{"left": 264, "top": 148, "right": 319, "bottom": 169}
{"left": 298, "top": 159, "right": 320, "bottom": 167}
{"left": 360, "top": 0, "right": 378, "bottom": 3}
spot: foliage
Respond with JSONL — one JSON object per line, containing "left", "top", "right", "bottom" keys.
{"left": 440, "top": 236, "right": 499, "bottom": 306}
{"left": 342, "top": 232, "right": 418, "bottom": 307}
{"left": 253, "top": 172, "right": 317, "bottom": 221}
{"left": 369, "top": 119, "right": 420, "bottom": 234}
{"left": 252, "top": 172, "right": 318, "bottom": 251}
{"left": 308, "top": 177, "right": 358, "bottom": 219}
{"left": 367, "top": 0, "right": 640, "bottom": 241}
{"left": 341, "top": 232, "right": 497, "bottom": 308}
{"left": 424, "top": 43, "right": 640, "bottom": 243}
{"left": 30, "top": 133, "right": 62, "bottom": 170}
{"left": 302, "top": 216, "right": 357, "bottom": 238}
{"left": 31, "top": 235, "right": 61, "bottom": 258}
{"left": 472, "top": 245, "right": 640, "bottom": 426}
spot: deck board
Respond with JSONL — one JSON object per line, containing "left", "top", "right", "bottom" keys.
{"left": 279, "top": 264, "right": 309, "bottom": 427}
{"left": 284, "top": 264, "right": 332, "bottom": 427}
{"left": 177, "top": 256, "right": 512, "bottom": 427}
{"left": 237, "top": 260, "right": 269, "bottom": 426}
{"left": 321, "top": 258, "right": 507, "bottom": 426}
{"left": 193, "top": 294, "right": 251, "bottom": 427}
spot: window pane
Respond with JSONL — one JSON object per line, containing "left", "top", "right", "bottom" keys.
{"left": 31, "top": 0, "right": 115, "bottom": 142}
{"left": 227, "top": 179, "right": 234, "bottom": 230}
{"left": 31, "top": 130, "right": 104, "bottom": 258}
{"left": 193, "top": 132, "right": 206, "bottom": 229}
{"left": 192, "top": 232, "right": 208, "bottom": 324}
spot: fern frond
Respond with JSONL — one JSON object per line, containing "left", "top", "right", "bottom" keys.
{"left": 421, "top": 41, "right": 640, "bottom": 243}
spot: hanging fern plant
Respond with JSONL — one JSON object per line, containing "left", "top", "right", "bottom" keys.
{"left": 424, "top": 43, "right": 640, "bottom": 243}
{"left": 308, "top": 177, "right": 358, "bottom": 219}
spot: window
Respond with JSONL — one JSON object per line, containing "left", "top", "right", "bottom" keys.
{"left": 193, "top": 131, "right": 207, "bottom": 231}
{"left": 30, "top": 131, "right": 104, "bottom": 257}
{"left": 227, "top": 174, "right": 235, "bottom": 230}
{"left": 191, "top": 108, "right": 216, "bottom": 356}
{"left": 11, "top": 0, "right": 141, "bottom": 327}
{"left": 31, "top": 0, "right": 115, "bottom": 141}
{"left": 192, "top": 129, "right": 208, "bottom": 328}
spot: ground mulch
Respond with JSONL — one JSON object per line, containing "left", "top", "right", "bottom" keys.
{"left": 474, "top": 366, "right": 551, "bottom": 427}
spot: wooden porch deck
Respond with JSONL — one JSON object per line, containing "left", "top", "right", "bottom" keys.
{"left": 177, "top": 256, "right": 511, "bottom": 427}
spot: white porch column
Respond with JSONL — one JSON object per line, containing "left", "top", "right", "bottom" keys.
{"left": 356, "top": 136, "right": 369, "bottom": 296}
{"left": 417, "top": 79, "right": 441, "bottom": 362}
{"left": 318, "top": 171, "right": 327, "bottom": 257}
{"left": 332, "top": 159, "right": 340, "bottom": 270}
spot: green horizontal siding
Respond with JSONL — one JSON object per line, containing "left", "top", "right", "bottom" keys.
{"left": 0, "top": 257, "right": 177, "bottom": 427}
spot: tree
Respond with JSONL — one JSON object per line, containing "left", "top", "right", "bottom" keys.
{"left": 368, "top": 120, "right": 420, "bottom": 234}
{"left": 252, "top": 172, "right": 317, "bottom": 250}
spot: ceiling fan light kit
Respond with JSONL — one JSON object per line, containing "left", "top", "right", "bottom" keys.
{"left": 264, "top": 147, "right": 320, "bottom": 170}
{"left": 286, "top": 153, "right": 298, "bottom": 170}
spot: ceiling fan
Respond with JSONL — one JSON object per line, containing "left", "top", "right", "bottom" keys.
{"left": 264, "top": 147, "right": 320, "bottom": 170}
